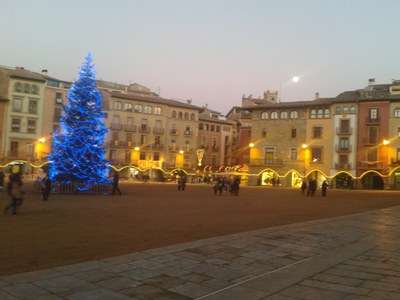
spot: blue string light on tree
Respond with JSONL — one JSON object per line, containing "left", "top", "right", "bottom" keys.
{"left": 49, "top": 53, "right": 111, "bottom": 190}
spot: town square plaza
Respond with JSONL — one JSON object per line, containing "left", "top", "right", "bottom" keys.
{"left": 1, "top": 181, "right": 400, "bottom": 299}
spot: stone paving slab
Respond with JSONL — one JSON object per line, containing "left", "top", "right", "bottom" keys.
{"left": 1, "top": 206, "right": 400, "bottom": 299}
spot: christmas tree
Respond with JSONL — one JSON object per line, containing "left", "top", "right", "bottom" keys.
{"left": 49, "top": 53, "right": 111, "bottom": 188}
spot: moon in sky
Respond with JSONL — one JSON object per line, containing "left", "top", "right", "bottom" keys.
{"left": 292, "top": 76, "right": 300, "bottom": 83}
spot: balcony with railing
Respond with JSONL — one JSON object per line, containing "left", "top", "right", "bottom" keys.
{"left": 108, "top": 140, "right": 125, "bottom": 148}
{"left": 390, "top": 158, "right": 400, "bottom": 166}
{"left": 211, "top": 145, "right": 219, "bottom": 152}
{"left": 335, "top": 145, "right": 352, "bottom": 153}
{"left": 250, "top": 158, "right": 283, "bottom": 166}
{"left": 169, "top": 145, "right": 178, "bottom": 152}
{"left": 170, "top": 129, "right": 178, "bottom": 135}
{"left": 183, "top": 130, "right": 193, "bottom": 136}
{"left": 138, "top": 125, "right": 151, "bottom": 133}
{"left": 365, "top": 116, "right": 380, "bottom": 124}
{"left": 124, "top": 124, "right": 137, "bottom": 132}
{"left": 152, "top": 143, "right": 164, "bottom": 150}
{"left": 110, "top": 123, "right": 123, "bottom": 131}
{"left": 153, "top": 128, "right": 165, "bottom": 135}
{"left": 358, "top": 161, "right": 383, "bottom": 169}
{"left": 334, "top": 162, "right": 352, "bottom": 170}
{"left": 336, "top": 127, "right": 353, "bottom": 135}
{"left": 362, "top": 137, "right": 378, "bottom": 146}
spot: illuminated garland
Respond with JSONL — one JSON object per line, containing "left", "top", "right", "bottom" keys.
{"left": 48, "top": 53, "right": 111, "bottom": 189}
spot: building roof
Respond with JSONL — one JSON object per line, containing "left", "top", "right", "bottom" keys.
{"left": 0, "top": 66, "right": 46, "bottom": 82}
{"left": 110, "top": 92, "right": 203, "bottom": 110}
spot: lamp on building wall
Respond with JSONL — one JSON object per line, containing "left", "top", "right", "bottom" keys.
{"left": 36, "top": 137, "right": 46, "bottom": 162}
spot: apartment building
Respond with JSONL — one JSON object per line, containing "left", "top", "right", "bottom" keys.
{"left": 100, "top": 82, "right": 202, "bottom": 179}
{"left": 0, "top": 66, "right": 47, "bottom": 172}
{"left": 198, "top": 108, "right": 236, "bottom": 170}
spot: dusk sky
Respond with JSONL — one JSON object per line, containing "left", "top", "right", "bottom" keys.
{"left": 1, "top": 0, "right": 399, "bottom": 114}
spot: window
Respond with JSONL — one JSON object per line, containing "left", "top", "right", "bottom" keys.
{"left": 367, "top": 148, "right": 377, "bottom": 162}
{"left": 324, "top": 109, "right": 330, "bottom": 118}
{"left": 140, "top": 134, "right": 147, "bottom": 145}
{"left": 31, "top": 85, "right": 38, "bottom": 94}
{"left": 190, "top": 113, "right": 195, "bottom": 120}
{"left": 26, "top": 144, "right": 34, "bottom": 156}
{"left": 264, "top": 148, "right": 274, "bottom": 164}
{"left": 178, "top": 112, "right": 183, "bottom": 119}
{"left": 124, "top": 103, "right": 133, "bottom": 111}
{"left": 397, "top": 148, "right": 400, "bottom": 162}
{"left": 13, "top": 99, "right": 22, "bottom": 112}
{"left": 343, "top": 106, "right": 349, "bottom": 114}
{"left": 311, "top": 147, "right": 322, "bottom": 162}
{"left": 261, "top": 112, "right": 268, "bottom": 119}
{"left": 23, "top": 84, "right": 30, "bottom": 93}
{"left": 55, "top": 92, "right": 63, "bottom": 104}
{"left": 153, "top": 152, "right": 160, "bottom": 161}
{"left": 290, "top": 111, "right": 298, "bottom": 119}
{"left": 28, "top": 101, "right": 37, "bottom": 114}
{"left": 212, "top": 138, "right": 217, "bottom": 148}
{"left": 216, "top": 126, "right": 220, "bottom": 132}
{"left": 350, "top": 106, "right": 356, "bottom": 114}
{"left": 140, "top": 152, "right": 146, "bottom": 160}
{"left": 127, "top": 117, "right": 133, "bottom": 126}
{"left": 11, "top": 119, "right": 21, "bottom": 132}
{"left": 210, "top": 125, "right": 215, "bottom": 132}
{"left": 312, "top": 127, "right": 322, "bottom": 138}
{"left": 291, "top": 128, "right": 297, "bottom": 138}
{"left": 199, "top": 123, "right": 204, "bottom": 130}
{"left": 317, "top": 109, "right": 323, "bottom": 118}
{"left": 54, "top": 107, "right": 62, "bottom": 122}
{"left": 14, "top": 82, "right": 22, "bottom": 92}
{"left": 368, "top": 126, "right": 378, "bottom": 144}
{"left": 184, "top": 112, "right": 189, "bottom": 119}
{"left": 340, "top": 119, "right": 350, "bottom": 133}
{"left": 335, "top": 106, "right": 341, "bottom": 114}
{"left": 270, "top": 112, "right": 278, "bottom": 119}
{"left": 261, "top": 129, "right": 267, "bottom": 138}
{"left": 154, "top": 107, "right": 161, "bottom": 115}
{"left": 280, "top": 111, "right": 288, "bottom": 119}
{"left": 310, "top": 109, "right": 316, "bottom": 119}
{"left": 113, "top": 101, "right": 122, "bottom": 110}
{"left": 395, "top": 108, "right": 400, "bottom": 118}
{"left": 47, "top": 80, "right": 59, "bottom": 87}
{"left": 134, "top": 104, "right": 142, "bottom": 112}
{"left": 369, "top": 108, "right": 378, "bottom": 120}
{"left": 205, "top": 124, "right": 209, "bottom": 131}
{"left": 27, "top": 120, "right": 36, "bottom": 133}
{"left": 339, "top": 138, "right": 349, "bottom": 150}
{"left": 112, "top": 115, "right": 121, "bottom": 125}
{"left": 144, "top": 105, "right": 152, "bottom": 114}
{"left": 172, "top": 111, "right": 176, "bottom": 118}
{"left": 10, "top": 141, "right": 19, "bottom": 157}
{"left": 290, "top": 148, "right": 297, "bottom": 160}
{"left": 201, "top": 136, "right": 207, "bottom": 146}
{"left": 154, "top": 136, "right": 161, "bottom": 145}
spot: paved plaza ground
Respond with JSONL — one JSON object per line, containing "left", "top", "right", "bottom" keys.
{"left": 1, "top": 182, "right": 400, "bottom": 278}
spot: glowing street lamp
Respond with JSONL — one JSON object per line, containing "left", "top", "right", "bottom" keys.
{"left": 249, "top": 143, "right": 255, "bottom": 148}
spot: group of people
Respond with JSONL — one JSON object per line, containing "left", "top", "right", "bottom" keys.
{"left": 213, "top": 176, "right": 241, "bottom": 196}
{"left": 301, "top": 179, "right": 329, "bottom": 197}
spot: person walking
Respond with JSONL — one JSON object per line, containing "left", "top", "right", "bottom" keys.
{"left": 0, "top": 170, "right": 4, "bottom": 192}
{"left": 301, "top": 180, "right": 307, "bottom": 195}
{"left": 112, "top": 171, "right": 122, "bottom": 196}
{"left": 321, "top": 180, "right": 329, "bottom": 197}
{"left": 41, "top": 176, "right": 52, "bottom": 201}
{"left": 4, "top": 173, "right": 24, "bottom": 215}
{"left": 178, "top": 175, "right": 186, "bottom": 191}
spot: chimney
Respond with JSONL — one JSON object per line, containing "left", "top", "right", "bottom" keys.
{"left": 315, "top": 92, "right": 319, "bottom": 99}
{"left": 41, "top": 69, "right": 48, "bottom": 75}
{"left": 368, "top": 78, "right": 375, "bottom": 87}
